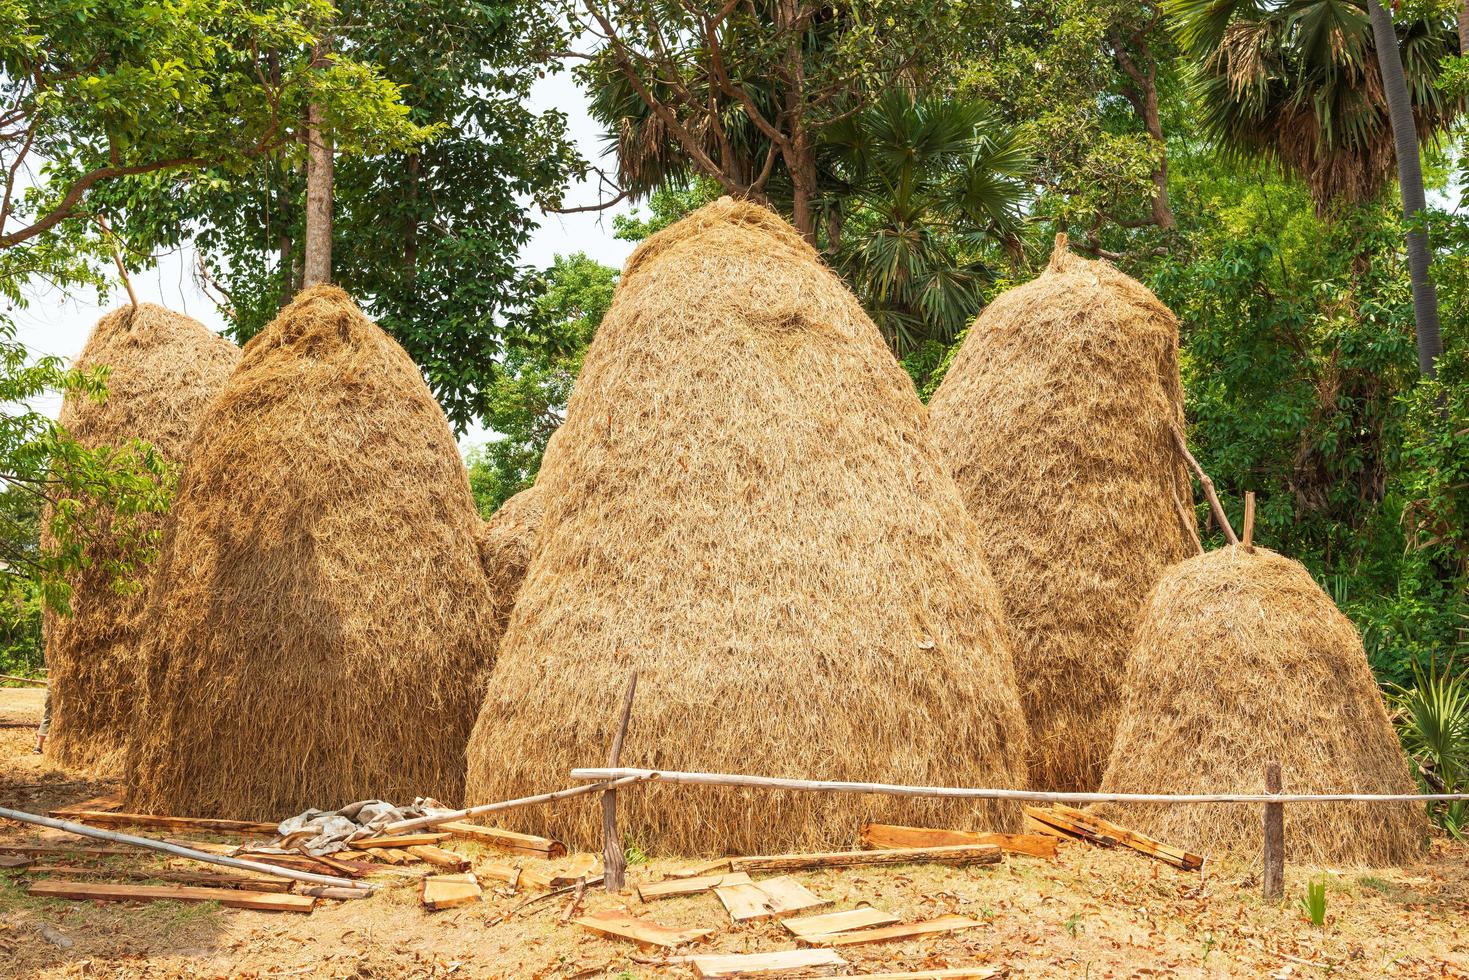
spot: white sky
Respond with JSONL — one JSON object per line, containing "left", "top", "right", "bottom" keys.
{"left": 12, "top": 70, "right": 636, "bottom": 449}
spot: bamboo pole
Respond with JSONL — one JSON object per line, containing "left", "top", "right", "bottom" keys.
{"left": 1243, "top": 491, "right": 1257, "bottom": 553}
{"left": 569, "top": 767, "right": 1469, "bottom": 805}
{"left": 602, "top": 672, "right": 638, "bottom": 893}
{"left": 1262, "top": 761, "right": 1284, "bottom": 900}
{"left": 0, "top": 674, "right": 46, "bottom": 686}
{"left": 0, "top": 806, "right": 371, "bottom": 891}
{"left": 1170, "top": 425, "right": 1239, "bottom": 545}
{"left": 380, "top": 775, "right": 652, "bottom": 836}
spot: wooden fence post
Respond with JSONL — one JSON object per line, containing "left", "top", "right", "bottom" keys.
{"left": 602, "top": 672, "right": 638, "bottom": 893}
{"left": 1262, "top": 760, "right": 1283, "bottom": 901}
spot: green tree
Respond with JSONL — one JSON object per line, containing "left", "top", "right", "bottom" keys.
{"left": 468, "top": 253, "right": 618, "bottom": 514}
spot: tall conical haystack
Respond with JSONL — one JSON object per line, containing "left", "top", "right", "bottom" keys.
{"left": 474, "top": 483, "right": 543, "bottom": 635}
{"left": 464, "top": 198, "right": 1030, "bottom": 855}
{"left": 926, "top": 238, "right": 1195, "bottom": 793}
{"left": 44, "top": 304, "right": 239, "bottom": 774}
{"left": 1095, "top": 547, "right": 1425, "bottom": 865}
{"left": 125, "top": 286, "right": 500, "bottom": 819}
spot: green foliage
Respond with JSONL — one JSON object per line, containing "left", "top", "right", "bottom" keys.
{"left": 613, "top": 179, "right": 721, "bottom": 242}
{"left": 468, "top": 253, "right": 618, "bottom": 514}
{"left": 1300, "top": 877, "right": 1328, "bottom": 927}
{"left": 1390, "top": 659, "right": 1469, "bottom": 836}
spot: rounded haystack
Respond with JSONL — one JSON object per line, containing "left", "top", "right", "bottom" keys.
{"left": 125, "top": 286, "right": 499, "bottom": 819}
{"left": 464, "top": 198, "right": 1030, "bottom": 855}
{"left": 44, "top": 304, "right": 239, "bottom": 774}
{"left": 475, "top": 484, "right": 543, "bottom": 635}
{"left": 926, "top": 237, "right": 1195, "bottom": 793}
{"left": 1095, "top": 547, "right": 1425, "bottom": 866}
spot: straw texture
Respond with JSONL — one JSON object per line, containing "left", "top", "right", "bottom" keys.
{"left": 927, "top": 239, "right": 1195, "bottom": 792}
{"left": 44, "top": 304, "right": 239, "bottom": 774}
{"left": 1095, "top": 546, "right": 1425, "bottom": 865}
{"left": 464, "top": 198, "right": 1030, "bottom": 855}
{"left": 125, "top": 287, "right": 499, "bottom": 818}
{"left": 475, "top": 484, "right": 543, "bottom": 636}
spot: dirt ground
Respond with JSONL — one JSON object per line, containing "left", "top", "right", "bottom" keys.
{"left": 2, "top": 687, "right": 1467, "bottom": 979}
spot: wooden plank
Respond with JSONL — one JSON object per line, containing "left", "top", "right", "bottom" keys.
{"left": 783, "top": 906, "right": 900, "bottom": 940}
{"left": 730, "top": 845, "right": 1000, "bottom": 873}
{"left": 637, "top": 871, "right": 752, "bottom": 901}
{"left": 22, "top": 865, "right": 293, "bottom": 892}
{"left": 666, "top": 858, "right": 733, "bottom": 879}
{"left": 520, "top": 852, "right": 600, "bottom": 890}
{"left": 347, "top": 833, "right": 451, "bottom": 850}
{"left": 573, "top": 908, "right": 715, "bottom": 948}
{"left": 49, "top": 793, "right": 125, "bottom": 817}
{"left": 1021, "top": 807, "right": 1118, "bottom": 847}
{"left": 1049, "top": 805, "right": 1203, "bottom": 871}
{"left": 691, "top": 948, "right": 847, "bottom": 978}
{"left": 845, "top": 969, "right": 999, "bottom": 979}
{"left": 420, "top": 873, "right": 482, "bottom": 911}
{"left": 478, "top": 862, "right": 523, "bottom": 885}
{"left": 436, "top": 822, "right": 566, "bottom": 858}
{"left": 406, "top": 845, "right": 469, "bottom": 872}
{"left": 715, "top": 877, "right": 828, "bottom": 922}
{"left": 0, "top": 853, "right": 33, "bottom": 868}
{"left": 0, "top": 843, "right": 135, "bottom": 858}
{"left": 805, "top": 915, "right": 985, "bottom": 947}
{"left": 861, "top": 823, "right": 1058, "bottom": 860}
{"left": 64, "top": 811, "right": 277, "bottom": 835}
{"left": 28, "top": 879, "right": 315, "bottom": 913}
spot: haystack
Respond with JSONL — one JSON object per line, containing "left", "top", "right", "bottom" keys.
{"left": 463, "top": 198, "right": 1030, "bottom": 855}
{"left": 44, "top": 304, "right": 239, "bottom": 774}
{"left": 125, "top": 286, "right": 500, "bottom": 819}
{"left": 474, "top": 484, "right": 543, "bottom": 637}
{"left": 926, "top": 237, "right": 1196, "bottom": 793}
{"left": 1095, "top": 546, "right": 1425, "bottom": 865}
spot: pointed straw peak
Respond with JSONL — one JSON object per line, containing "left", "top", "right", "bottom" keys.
{"left": 1048, "top": 232, "right": 1073, "bottom": 273}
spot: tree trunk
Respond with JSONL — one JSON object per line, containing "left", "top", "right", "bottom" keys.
{"left": 1110, "top": 30, "right": 1175, "bottom": 230}
{"left": 1460, "top": 0, "right": 1469, "bottom": 55}
{"left": 1366, "top": 0, "right": 1442, "bottom": 378}
{"left": 302, "top": 35, "right": 334, "bottom": 289}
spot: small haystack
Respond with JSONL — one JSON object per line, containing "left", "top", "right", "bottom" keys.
{"left": 125, "top": 287, "right": 500, "bottom": 819}
{"left": 1095, "top": 546, "right": 1425, "bottom": 865}
{"left": 464, "top": 198, "right": 1030, "bottom": 855}
{"left": 44, "top": 304, "right": 239, "bottom": 774}
{"left": 927, "top": 237, "right": 1196, "bottom": 792}
{"left": 474, "top": 483, "right": 544, "bottom": 635}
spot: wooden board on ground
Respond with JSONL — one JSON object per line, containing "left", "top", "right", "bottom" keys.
{"left": 521, "top": 852, "right": 600, "bottom": 890}
{"left": 23, "top": 865, "right": 293, "bottom": 892}
{"left": 691, "top": 947, "right": 848, "bottom": 978}
{"left": 1048, "top": 805, "right": 1203, "bottom": 871}
{"left": 406, "top": 845, "right": 469, "bottom": 872}
{"left": 637, "top": 871, "right": 752, "bottom": 901}
{"left": 420, "top": 873, "right": 482, "bottom": 910}
{"left": 436, "top": 822, "right": 566, "bottom": 858}
{"left": 48, "top": 793, "right": 125, "bottom": 817}
{"left": 861, "top": 823, "right": 1058, "bottom": 860}
{"left": 1022, "top": 807, "right": 1118, "bottom": 847}
{"left": 574, "top": 908, "right": 715, "bottom": 948}
{"left": 731, "top": 845, "right": 1000, "bottom": 873}
{"left": 783, "top": 905, "right": 900, "bottom": 940}
{"left": 0, "top": 853, "right": 33, "bottom": 868}
{"left": 804, "top": 915, "right": 985, "bottom": 947}
{"left": 28, "top": 879, "right": 315, "bottom": 913}
{"left": 845, "top": 969, "right": 999, "bottom": 979}
{"left": 715, "top": 877, "right": 828, "bottom": 922}
{"left": 0, "top": 844, "right": 135, "bottom": 857}
{"left": 64, "top": 811, "right": 278, "bottom": 835}
{"left": 347, "top": 833, "right": 451, "bottom": 850}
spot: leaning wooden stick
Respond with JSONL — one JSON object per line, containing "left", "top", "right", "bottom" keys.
{"left": 569, "top": 768, "right": 1469, "bottom": 804}
{"left": 0, "top": 805, "right": 370, "bottom": 891}
{"left": 1172, "top": 485, "right": 1205, "bottom": 555}
{"left": 0, "top": 673, "right": 46, "bottom": 686}
{"left": 1170, "top": 425, "right": 1239, "bottom": 545}
{"left": 603, "top": 672, "right": 639, "bottom": 893}
{"left": 381, "top": 775, "right": 652, "bottom": 836}
{"left": 1242, "top": 490, "right": 1257, "bottom": 552}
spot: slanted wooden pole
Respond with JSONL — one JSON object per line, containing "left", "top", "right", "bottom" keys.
{"left": 1242, "top": 491, "right": 1257, "bottom": 553}
{"left": 1262, "top": 761, "right": 1283, "bottom": 901}
{"left": 602, "top": 672, "right": 638, "bottom": 893}
{"left": 381, "top": 776, "right": 648, "bottom": 835}
{"left": 1170, "top": 425, "right": 1239, "bottom": 546}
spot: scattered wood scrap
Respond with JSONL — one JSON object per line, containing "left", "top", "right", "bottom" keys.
{"left": 803, "top": 914, "right": 985, "bottom": 947}
{"left": 574, "top": 908, "right": 716, "bottom": 948}
{"left": 691, "top": 947, "right": 848, "bottom": 978}
{"left": 0, "top": 844, "right": 134, "bottom": 857}
{"left": 846, "top": 970, "right": 999, "bottom": 979}
{"left": 637, "top": 871, "right": 752, "bottom": 901}
{"left": 731, "top": 845, "right": 999, "bottom": 873}
{"left": 783, "top": 905, "right": 899, "bottom": 940}
{"left": 22, "top": 865, "right": 293, "bottom": 892}
{"left": 62, "top": 811, "right": 277, "bottom": 835}
{"left": 0, "top": 853, "right": 32, "bottom": 868}
{"left": 715, "top": 876, "right": 829, "bottom": 922}
{"left": 48, "top": 793, "right": 125, "bottom": 817}
{"left": 348, "top": 832, "right": 451, "bottom": 850}
{"left": 436, "top": 822, "right": 566, "bottom": 858}
{"left": 1049, "top": 805, "right": 1203, "bottom": 870}
{"left": 28, "top": 879, "right": 315, "bottom": 913}
{"left": 861, "top": 822, "right": 1058, "bottom": 860}
{"left": 665, "top": 859, "right": 732, "bottom": 879}
{"left": 521, "top": 852, "right": 600, "bottom": 890}
{"left": 406, "top": 845, "right": 470, "bottom": 872}
{"left": 1023, "top": 806, "right": 1118, "bottom": 846}
{"left": 421, "top": 873, "right": 482, "bottom": 910}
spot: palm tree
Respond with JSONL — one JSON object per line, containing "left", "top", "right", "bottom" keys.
{"left": 820, "top": 90, "right": 1031, "bottom": 353}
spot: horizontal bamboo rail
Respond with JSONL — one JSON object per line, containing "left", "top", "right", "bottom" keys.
{"left": 570, "top": 767, "right": 1469, "bottom": 805}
